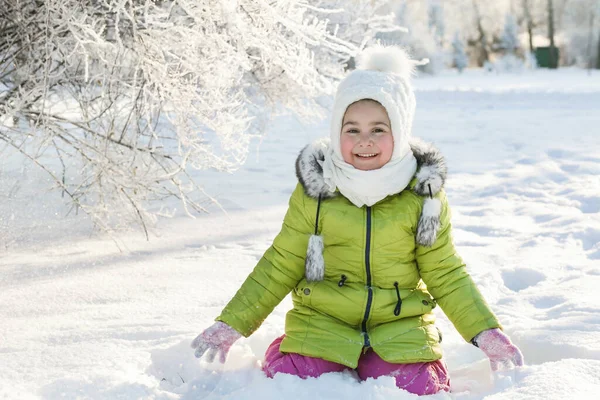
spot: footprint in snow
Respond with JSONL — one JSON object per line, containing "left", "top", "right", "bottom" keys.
{"left": 459, "top": 225, "right": 513, "bottom": 238}
{"left": 531, "top": 295, "right": 564, "bottom": 309}
{"left": 502, "top": 268, "right": 546, "bottom": 292}
{"left": 516, "top": 157, "right": 537, "bottom": 165}
{"left": 573, "top": 196, "right": 600, "bottom": 214}
{"left": 546, "top": 149, "right": 576, "bottom": 159}
{"left": 588, "top": 249, "right": 600, "bottom": 260}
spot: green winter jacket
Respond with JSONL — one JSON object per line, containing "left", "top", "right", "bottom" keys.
{"left": 216, "top": 139, "right": 501, "bottom": 368}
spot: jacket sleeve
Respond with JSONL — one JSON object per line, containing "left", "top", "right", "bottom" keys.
{"left": 415, "top": 190, "right": 502, "bottom": 342}
{"left": 215, "top": 183, "right": 314, "bottom": 337}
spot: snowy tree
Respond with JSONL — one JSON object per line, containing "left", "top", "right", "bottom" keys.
{"left": 561, "top": 0, "right": 600, "bottom": 68}
{"left": 0, "top": 0, "right": 399, "bottom": 236}
{"left": 374, "top": 1, "right": 410, "bottom": 47}
{"left": 452, "top": 32, "right": 469, "bottom": 72}
{"left": 521, "top": 0, "right": 535, "bottom": 52}
{"left": 424, "top": 0, "right": 448, "bottom": 73}
{"left": 501, "top": 14, "right": 521, "bottom": 54}
{"left": 428, "top": 0, "right": 446, "bottom": 48}
{"left": 495, "top": 14, "right": 526, "bottom": 72}
{"left": 371, "top": 0, "right": 599, "bottom": 68}
{"left": 375, "top": 1, "right": 448, "bottom": 74}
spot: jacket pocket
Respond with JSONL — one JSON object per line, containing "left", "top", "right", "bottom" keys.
{"left": 395, "top": 290, "right": 436, "bottom": 319}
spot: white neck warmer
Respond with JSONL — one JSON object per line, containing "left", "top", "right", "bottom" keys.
{"left": 320, "top": 144, "right": 417, "bottom": 208}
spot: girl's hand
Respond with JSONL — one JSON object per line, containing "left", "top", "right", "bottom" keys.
{"left": 191, "top": 321, "right": 242, "bottom": 363}
{"left": 473, "top": 328, "right": 524, "bottom": 371}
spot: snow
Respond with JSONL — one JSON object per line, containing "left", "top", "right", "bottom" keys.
{"left": 1, "top": 68, "right": 600, "bottom": 399}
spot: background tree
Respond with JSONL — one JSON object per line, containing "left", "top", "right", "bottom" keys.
{"left": 452, "top": 32, "right": 469, "bottom": 72}
{"left": 548, "top": 0, "right": 558, "bottom": 68}
{"left": 559, "top": 0, "right": 600, "bottom": 68}
{"left": 470, "top": 0, "right": 490, "bottom": 66}
{"left": 375, "top": 0, "right": 447, "bottom": 74}
{"left": 522, "top": 0, "right": 535, "bottom": 52}
{"left": 501, "top": 14, "right": 521, "bottom": 55}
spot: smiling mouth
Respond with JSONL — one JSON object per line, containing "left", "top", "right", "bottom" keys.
{"left": 355, "top": 153, "right": 378, "bottom": 158}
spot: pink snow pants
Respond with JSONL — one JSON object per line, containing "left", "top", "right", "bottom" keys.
{"left": 262, "top": 335, "right": 450, "bottom": 396}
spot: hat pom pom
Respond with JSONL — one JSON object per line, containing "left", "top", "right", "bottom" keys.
{"left": 356, "top": 45, "right": 416, "bottom": 80}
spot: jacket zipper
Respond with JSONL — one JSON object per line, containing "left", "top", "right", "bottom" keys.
{"left": 361, "top": 206, "right": 373, "bottom": 347}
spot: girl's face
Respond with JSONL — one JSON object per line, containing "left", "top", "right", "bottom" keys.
{"left": 340, "top": 100, "right": 394, "bottom": 171}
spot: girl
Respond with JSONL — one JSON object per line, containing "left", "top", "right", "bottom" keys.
{"left": 191, "top": 45, "right": 524, "bottom": 395}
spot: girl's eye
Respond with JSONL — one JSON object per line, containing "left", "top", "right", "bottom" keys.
{"left": 346, "top": 129, "right": 359, "bottom": 134}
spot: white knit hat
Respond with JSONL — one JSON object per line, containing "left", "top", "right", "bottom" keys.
{"left": 329, "top": 45, "right": 417, "bottom": 160}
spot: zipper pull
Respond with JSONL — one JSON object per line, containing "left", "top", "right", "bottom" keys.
{"left": 393, "top": 282, "right": 402, "bottom": 316}
{"left": 338, "top": 274, "right": 347, "bottom": 287}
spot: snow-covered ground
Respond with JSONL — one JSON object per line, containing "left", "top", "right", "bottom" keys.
{"left": 1, "top": 68, "right": 600, "bottom": 399}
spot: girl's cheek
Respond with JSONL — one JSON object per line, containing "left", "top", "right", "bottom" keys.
{"left": 340, "top": 133, "right": 352, "bottom": 147}
{"left": 340, "top": 134, "right": 356, "bottom": 161}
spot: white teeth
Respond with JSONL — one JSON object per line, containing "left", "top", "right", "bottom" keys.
{"left": 356, "top": 153, "right": 377, "bottom": 157}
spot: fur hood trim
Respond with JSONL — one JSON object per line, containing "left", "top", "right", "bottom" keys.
{"left": 295, "top": 137, "right": 447, "bottom": 201}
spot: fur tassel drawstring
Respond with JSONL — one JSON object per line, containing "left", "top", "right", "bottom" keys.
{"left": 305, "top": 194, "right": 325, "bottom": 282}
{"left": 416, "top": 182, "right": 442, "bottom": 246}
{"left": 305, "top": 235, "right": 325, "bottom": 282}
{"left": 417, "top": 197, "right": 442, "bottom": 247}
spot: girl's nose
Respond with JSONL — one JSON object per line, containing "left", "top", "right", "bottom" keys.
{"left": 358, "top": 134, "right": 374, "bottom": 146}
